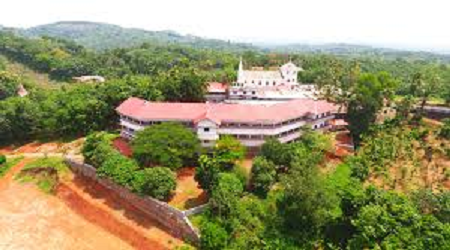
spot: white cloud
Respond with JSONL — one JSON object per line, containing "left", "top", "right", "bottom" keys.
{"left": 1, "top": 0, "right": 450, "bottom": 50}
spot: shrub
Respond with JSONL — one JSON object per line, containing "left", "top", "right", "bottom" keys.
{"left": 97, "top": 154, "right": 139, "bottom": 189}
{"left": 347, "top": 156, "right": 370, "bottom": 181}
{"left": 440, "top": 119, "right": 450, "bottom": 139}
{"left": 82, "top": 132, "right": 118, "bottom": 167}
{"left": 132, "top": 123, "right": 200, "bottom": 170}
{"left": 132, "top": 167, "right": 176, "bottom": 201}
{"left": 0, "top": 154, "right": 6, "bottom": 165}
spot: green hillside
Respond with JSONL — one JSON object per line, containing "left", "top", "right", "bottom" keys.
{"left": 21, "top": 21, "right": 255, "bottom": 52}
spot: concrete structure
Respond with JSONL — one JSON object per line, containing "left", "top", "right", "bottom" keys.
{"left": 116, "top": 97, "right": 337, "bottom": 147}
{"left": 72, "top": 75, "right": 106, "bottom": 83}
{"left": 228, "top": 59, "right": 317, "bottom": 101}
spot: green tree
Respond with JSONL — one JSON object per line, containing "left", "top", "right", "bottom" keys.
{"left": 259, "top": 138, "right": 290, "bottom": 167}
{"left": 210, "top": 173, "right": 244, "bottom": 218}
{"left": 131, "top": 167, "right": 176, "bottom": 201}
{"left": 194, "top": 155, "right": 222, "bottom": 194}
{"left": 199, "top": 221, "right": 229, "bottom": 250}
{"left": 280, "top": 156, "right": 339, "bottom": 240}
{"left": 82, "top": 132, "right": 117, "bottom": 167}
{"left": 0, "top": 71, "right": 19, "bottom": 100}
{"left": 213, "top": 136, "right": 246, "bottom": 170}
{"left": 250, "top": 156, "right": 277, "bottom": 197}
{"left": 132, "top": 123, "right": 200, "bottom": 170}
{"left": 346, "top": 72, "right": 397, "bottom": 147}
{"left": 157, "top": 60, "right": 207, "bottom": 102}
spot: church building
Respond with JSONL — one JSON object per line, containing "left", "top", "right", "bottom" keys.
{"left": 228, "top": 59, "right": 316, "bottom": 101}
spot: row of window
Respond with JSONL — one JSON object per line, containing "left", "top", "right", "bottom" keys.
{"left": 122, "top": 114, "right": 332, "bottom": 131}
{"left": 223, "top": 127, "right": 300, "bottom": 140}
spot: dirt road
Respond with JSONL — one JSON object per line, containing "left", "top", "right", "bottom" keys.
{"left": 0, "top": 159, "right": 133, "bottom": 250}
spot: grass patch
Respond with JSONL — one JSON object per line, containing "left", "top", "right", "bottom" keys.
{"left": 0, "top": 157, "right": 24, "bottom": 177}
{"left": 327, "top": 163, "right": 352, "bottom": 190}
{"left": 15, "top": 157, "right": 69, "bottom": 194}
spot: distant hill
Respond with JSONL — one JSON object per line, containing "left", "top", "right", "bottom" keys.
{"left": 2, "top": 21, "right": 450, "bottom": 62}
{"left": 260, "top": 43, "right": 450, "bottom": 63}
{"left": 20, "top": 21, "right": 255, "bottom": 51}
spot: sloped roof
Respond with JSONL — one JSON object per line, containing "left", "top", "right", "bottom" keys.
{"left": 117, "top": 97, "right": 337, "bottom": 124}
{"left": 207, "top": 82, "right": 228, "bottom": 93}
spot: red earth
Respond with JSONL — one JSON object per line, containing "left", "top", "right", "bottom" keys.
{"left": 0, "top": 159, "right": 134, "bottom": 250}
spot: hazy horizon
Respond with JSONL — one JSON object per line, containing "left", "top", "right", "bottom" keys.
{"left": 2, "top": 0, "right": 450, "bottom": 53}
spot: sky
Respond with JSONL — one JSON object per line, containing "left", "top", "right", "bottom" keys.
{"left": 1, "top": 0, "right": 450, "bottom": 52}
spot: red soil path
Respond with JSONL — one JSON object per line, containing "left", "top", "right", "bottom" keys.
{"left": 0, "top": 159, "right": 134, "bottom": 250}
{"left": 169, "top": 167, "right": 208, "bottom": 209}
{"left": 59, "top": 175, "right": 183, "bottom": 249}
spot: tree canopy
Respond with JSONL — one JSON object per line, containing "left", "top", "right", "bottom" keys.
{"left": 131, "top": 123, "right": 201, "bottom": 170}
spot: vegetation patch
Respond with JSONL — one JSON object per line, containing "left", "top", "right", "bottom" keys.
{"left": 15, "top": 157, "right": 69, "bottom": 194}
{"left": 0, "top": 156, "right": 23, "bottom": 177}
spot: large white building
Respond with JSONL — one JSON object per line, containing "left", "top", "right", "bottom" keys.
{"left": 227, "top": 59, "right": 317, "bottom": 101}
{"left": 117, "top": 97, "right": 336, "bottom": 147}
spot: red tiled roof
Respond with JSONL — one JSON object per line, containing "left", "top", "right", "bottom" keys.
{"left": 116, "top": 97, "right": 337, "bottom": 124}
{"left": 207, "top": 82, "right": 228, "bottom": 93}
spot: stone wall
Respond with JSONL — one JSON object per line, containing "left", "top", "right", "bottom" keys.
{"left": 65, "top": 158, "right": 200, "bottom": 244}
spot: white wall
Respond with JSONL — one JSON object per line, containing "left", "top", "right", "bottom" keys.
{"left": 196, "top": 119, "right": 219, "bottom": 141}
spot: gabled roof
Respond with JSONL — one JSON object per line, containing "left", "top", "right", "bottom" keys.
{"left": 116, "top": 97, "right": 337, "bottom": 124}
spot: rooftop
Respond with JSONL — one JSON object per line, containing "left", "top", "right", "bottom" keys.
{"left": 206, "top": 82, "right": 228, "bottom": 93}
{"left": 117, "top": 97, "right": 337, "bottom": 124}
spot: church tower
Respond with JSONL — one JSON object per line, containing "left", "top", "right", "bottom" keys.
{"left": 237, "top": 57, "right": 244, "bottom": 83}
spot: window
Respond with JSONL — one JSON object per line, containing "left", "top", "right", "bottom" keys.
{"left": 273, "top": 81, "right": 276, "bottom": 85}
{"left": 243, "top": 91, "right": 247, "bottom": 95}
{"left": 233, "top": 91, "right": 237, "bottom": 95}
{"left": 287, "top": 79, "right": 291, "bottom": 83}
{"left": 252, "top": 91, "right": 256, "bottom": 95}
{"left": 204, "top": 127, "right": 210, "bottom": 132}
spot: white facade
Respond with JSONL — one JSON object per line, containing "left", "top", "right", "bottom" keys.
{"left": 119, "top": 112, "right": 334, "bottom": 148}
{"left": 229, "top": 59, "right": 318, "bottom": 101}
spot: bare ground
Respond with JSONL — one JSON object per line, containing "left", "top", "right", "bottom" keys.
{"left": 0, "top": 159, "right": 133, "bottom": 250}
